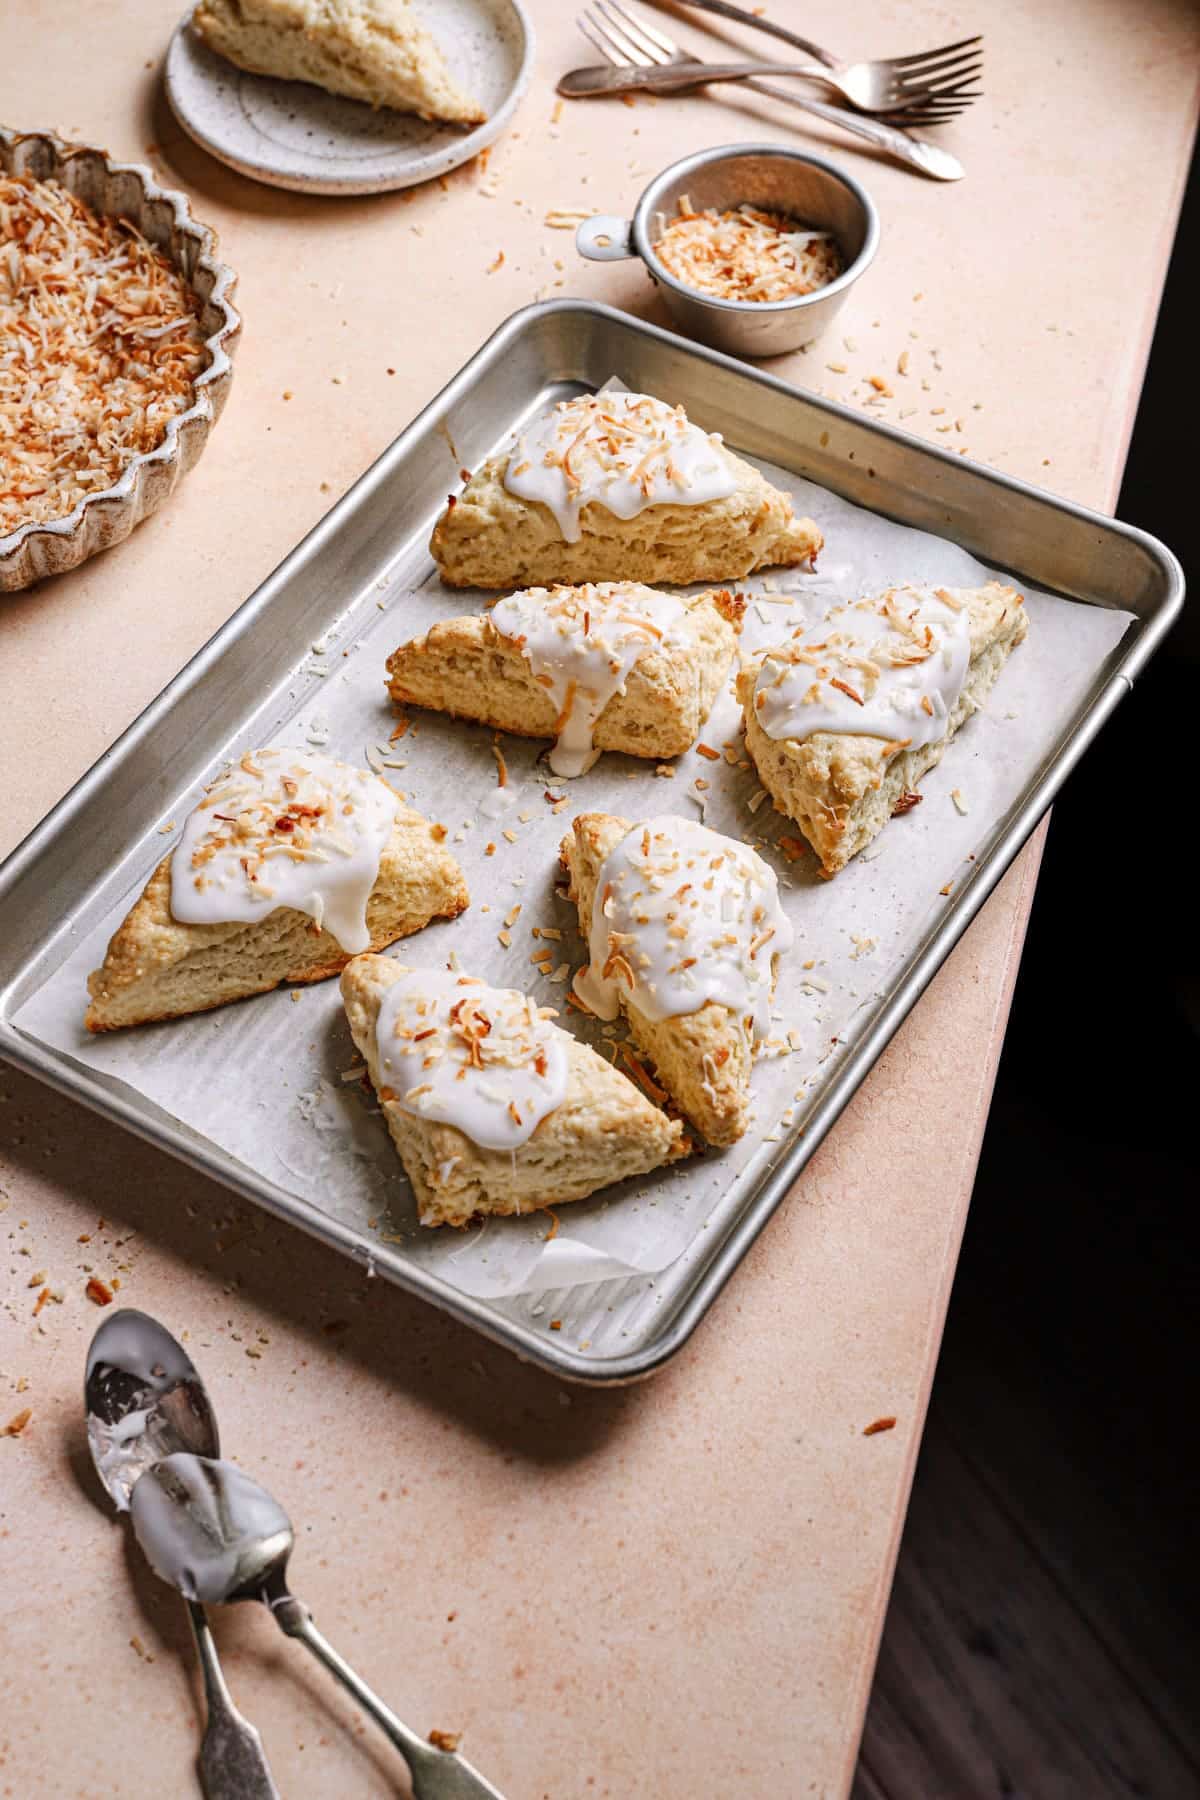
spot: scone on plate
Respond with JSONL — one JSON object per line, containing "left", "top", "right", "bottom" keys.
{"left": 562, "top": 813, "right": 794, "bottom": 1148}
{"left": 386, "top": 581, "right": 743, "bottom": 777}
{"left": 738, "top": 581, "right": 1028, "bottom": 877}
{"left": 191, "top": 0, "right": 487, "bottom": 126}
{"left": 341, "top": 956, "right": 685, "bottom": 1226}
{"left": 86, "top": 748, "right": 468, "bottom": 1031}
{"left": 429, "top": 389, "right": 822, "bottom": 589}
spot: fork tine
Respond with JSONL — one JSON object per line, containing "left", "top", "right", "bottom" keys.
{"left": 892, "top": 99, "right": 980, "bottom": 124}
{"left": 888, "top": 34, "right": 982, "bottom": 72}
{"left": 603, "top": 0, "right": 679, "bottom": 61}
{"left": 895, "top": 53, "right": 983, "bottom": 89}
{"left": 577, "top": 11, "right": 632, "bottom": 65}
{"left": 583, "top": 5, "right": 646, "bottom": 64}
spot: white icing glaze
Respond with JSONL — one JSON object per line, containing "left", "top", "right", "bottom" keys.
{"left": 169, "top": 748, "right": 398, "bottom": 954}
{"left": 489, "top": 582, "right": 690, "bottom": 777}
{"left": 130, "top": 1453, "right": 291, "bottom": 1605}
{"left": 574, "top": 817, "right": 793, "bottom": 1036}
{"left": 753, "top": 584, "right": 972, "bottom": 751}
{"left": 375, "top": 969, "right": 568, "bottom": 1152}
{"left": 503, "top": 389, "right": 736, "bottom": 543}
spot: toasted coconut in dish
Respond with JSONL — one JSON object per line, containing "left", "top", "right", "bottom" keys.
{"left": 0, "top": 172, "right": 208, "bottom": 539}
{"left": 654, "top": 199, "right": 844, "bottom": 304}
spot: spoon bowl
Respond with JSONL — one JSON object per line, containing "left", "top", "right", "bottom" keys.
{"left": 86, "top": 1307, "right": 219, "bottom": 1510}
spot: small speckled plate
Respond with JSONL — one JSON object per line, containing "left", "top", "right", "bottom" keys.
{"left": 165, "top": 0, "right": 534, "bottom": 195}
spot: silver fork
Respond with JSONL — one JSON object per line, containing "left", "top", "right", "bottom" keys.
{"left": 562, "top": 5, "right": 967, "bottom": 180}
{"left": 570, "top": 0, "right": 981, "bottom": 120}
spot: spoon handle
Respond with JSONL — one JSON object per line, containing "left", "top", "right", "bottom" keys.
{"left": 270, "top": 1594, "right": 507, "bottom": 1799}
{"left": 188, "top": 1600, "right": 281, "bottom": 1800}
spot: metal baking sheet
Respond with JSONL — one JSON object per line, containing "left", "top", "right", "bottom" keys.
{"left": 0, "top": 301, "right": 1183, "bottom": 1383}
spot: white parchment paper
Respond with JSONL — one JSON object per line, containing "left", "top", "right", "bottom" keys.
{"left": 13, "top": 448, "right": 1133, "bottom": 1300}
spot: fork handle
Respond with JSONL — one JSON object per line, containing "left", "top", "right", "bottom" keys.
{"left": 744, "top": 78, "right": 964, "bottom": 179}
{"left": 660, "top": 0, "right": 839, "bottom": 68}
{"left": 559, "top": 60, "right": 829, "bottom": 95}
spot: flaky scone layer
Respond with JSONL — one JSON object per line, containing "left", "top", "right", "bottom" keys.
{"left": 341, "top": 955, "right": 684, "bottom": 1226}
{"left": 192, "top": 0, "right": 487, "bottom": 125}
{"left": 562, "top": 812, "right": 762, "bottom": 1149}
{"left": 737, "top": 582, "right": 1029, "bottom": 876}
{"left": 85, "top": 803, "right": 468, "bottom": 1032}
{"left": 429, "top": 444, "right": 822, "bottom": 590}
{"left": 386, "top": 587, "right": 741, "bottom": 760}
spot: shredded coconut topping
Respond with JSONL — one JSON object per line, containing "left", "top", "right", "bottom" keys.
{"left": 0, "top": 173, "right": 206, "bottom": 538}
{"left": 169, "top": 748, "right": 397, "bottom": 952}
{"left": 503, "top": 389, "right": 736, "bottom": 543}
{"left": 574, "top": 816, "right": 794, "bottom": 1036}
{"left": 655, "top": 200, "right": 843, "bottom": 305}
{"left": 375, "top": 969, "right": 568, "bottom": 1151}
{"left": 754, "top": 584, "right": 973, "bottom": 751}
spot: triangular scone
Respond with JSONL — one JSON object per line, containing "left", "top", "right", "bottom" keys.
{"left": 429, "top": 390, "right": 822, "bottom": 589}
{"left": 561, "top": 814, "right": 794, "bottom": 1148}
{"left": 341, "top": 956, "right": 685, "bottom": 1227}
{"left": 387, "top": 583, "right": 743, "bottom": 775}
{"left": 192, "top": 0, "right": 487, "bottom": 126}
{"left": 738, "top": 581, "right": 1029, "bottom": 877}
{"left": 85, "top": 750, "right": 468, "bottom": 1032}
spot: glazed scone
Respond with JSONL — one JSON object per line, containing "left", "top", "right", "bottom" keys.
{"left": 562, "top": 814, "right": 794, "bottom": 1148}
{"left": 191, "top": 0, "right": 487, "bottom": 126}
{"left": 386, "top": 582, "right": 743, "bottom": 777}
{"left": 86, "top": 749, "right": 467, "bottom": 1031}
{"left": 738, "top": 581, "right": 1029, "bottom": 877}
{"left": 429, "top": 389, "right": 822, "bottom": 589}
{"left": 342, "top": 956, "right": 685, "bottom": 1226}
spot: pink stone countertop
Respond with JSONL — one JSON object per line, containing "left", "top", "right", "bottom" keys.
{"left": 1, "top": 3, "right": 1196, "bottom": 1795}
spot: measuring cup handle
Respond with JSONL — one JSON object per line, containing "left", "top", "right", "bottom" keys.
{"left": 575, "top": 215, "right": 634, "bottom": 262}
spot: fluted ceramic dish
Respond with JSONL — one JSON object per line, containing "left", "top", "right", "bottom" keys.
{"left": 0, "top": 126, "right": 241, "bottom": 592}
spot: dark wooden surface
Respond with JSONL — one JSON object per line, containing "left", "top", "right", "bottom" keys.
{"left": 852, "top": 150, "right": 1200, "bottom": 1800}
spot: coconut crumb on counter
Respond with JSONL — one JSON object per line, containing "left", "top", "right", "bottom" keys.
{"left": 1, "top": 172, "right": 207, "bottom": 538}
{"left": 655, "top": 200, "right": 843, "bottom": 303}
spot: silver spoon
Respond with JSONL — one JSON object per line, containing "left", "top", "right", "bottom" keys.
{"left": 131, "top": 1452, "right": 508, "bottom": 1800}
{"left": 85, "top": 1309, "right": 280, "bottom": 1800}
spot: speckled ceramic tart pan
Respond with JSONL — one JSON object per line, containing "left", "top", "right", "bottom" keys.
{"left": 165, "top": 0, "right": 534, "bottom": 195}
{"left": 0, "top": 126, "right": 240, "bottom": 593}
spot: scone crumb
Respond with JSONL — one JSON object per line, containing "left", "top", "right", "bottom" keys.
{"left": 86, "top": 1277, "right": 114, "bottom": 1306}
{"left": 696, "top": 743, "right": 720, "bottom": 761}
{"left": 129, "top": 1636, "right": 155, "bottom": 1662}
{"left": 486, "top": 251, "right": 504, "bottom": 274}
{"left": 502, "top": 829, "right": 518, "bottom": 844}
{"left": 485, "top": 842, "right": 496, "bottom": 856}
{"left": 939, "top": 881, "right": 955, "bottom": 897}
{"left": 497, "top": 930, "right": 512, "bottom": 948}
{"left": 863, "top": 1416, "right": 897, "bottom": 1436}
{"left": 950, "top": 787, "right": 968, "bottom": 815}
{"left": 654, "top": 764, "right": 676, "bottom": 778}
{"left": 549, "top": 1318, "right": 563, "bottom": 1330}
{"left": 429, "top": 1730, "right": 461, "bottom": 1753}
{"left": 3, "top": 1408, "right": 33, "bottom": 1438}
{"left": 431, "top": 823, "right": 448, "bottom": 842}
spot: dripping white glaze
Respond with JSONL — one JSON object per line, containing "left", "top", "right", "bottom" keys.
{"left": 753, "top": 584, "right": 972, "bottom": 751}
{"left": 503, "top": 390, "right": 736, "bottom": 543}
{"left": 169, "top": 748, "right": 397, "bottom": 954}
{"left": 574, "top": 817, "right": 793, "bottom": 1036}
{"left": 489, "top": 582, "right": 690, "bottom": 777}
{"left": 375, "top": 969, "right": 568, "bottom": 1152}
{"left": 130, "top": 1453, "right": 291, "bottom": 1605}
